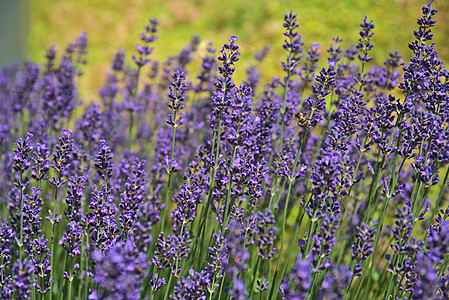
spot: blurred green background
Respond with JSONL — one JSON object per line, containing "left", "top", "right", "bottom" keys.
{"left": 2, "top": 0, "right": 449, "bottom": 99}
{"left": 0, "top": 0, "right": 28, "bottom": 66}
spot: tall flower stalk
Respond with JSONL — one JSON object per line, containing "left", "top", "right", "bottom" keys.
{"left": 11, "top": 133, "right": 33, "bottom": 260}
{"left": 194, "top": 35, "right": 240, "bottom": 257}
{"left": 129, "top": 18, "right": 159, "bottom": 148}
{"left": 160, "top": 70, "right": 187, "bottom": 232}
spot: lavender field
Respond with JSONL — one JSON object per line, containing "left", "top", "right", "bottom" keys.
{"left": 1, "top": 1, "right": 449, "bottom": 299}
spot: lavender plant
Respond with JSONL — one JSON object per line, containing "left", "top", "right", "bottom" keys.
{"left": 1, "top": 2, "right": 449, "bottom": 299}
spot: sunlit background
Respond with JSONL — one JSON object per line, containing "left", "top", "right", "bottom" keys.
{"left": 1, "top": 0, "right": 448, "bottom": 99}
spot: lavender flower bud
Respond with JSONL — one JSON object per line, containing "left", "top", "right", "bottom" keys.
{"left": 91, "top": 237, "right": 148, "bottom": 299}
{"left": 352, "top": 223, "right": 376, "bottom": 275}
{"left": 132, "top": 18, "right": 159, "bottom": 68}
{"left": 166, "top": 70, "right": 187, "bottom": 127}
{"left": 49, "top": 130, "right": 73, "bottom": 188}
{"left": 94, "top": 140, "right": 113, "bottom": 182}
{"left": 356, "top": 16, "right": 375, "bottom": 63}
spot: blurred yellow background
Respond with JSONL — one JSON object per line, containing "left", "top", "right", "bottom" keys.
{"left": 23, "top": 0, "right": 449, "bottom": 99}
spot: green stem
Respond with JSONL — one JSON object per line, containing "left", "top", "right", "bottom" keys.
{"left": 279, "top": 206, "right": 307, "bottom": 281}
{"left": 438, "top": 255, "right": 449, "bottom": 282}
{"left": 361, "top": 154, "right": 386, "bottom": 224}
{"left": 128, "top": 65, "right": 142, "bottom": 149}
{"left": 32, "top": 274, "right": 37, "bottom": 300}
{"left": 309, "top": 258, "right": 323, "bottom": 299}
{"left": 278, "top": 73, "right": 291, "bottom": 153}
{"left": 265, "top": 44, "right": 295, "bottom": 206}
{"left": 217, "top": 273, "right": 226, "bottom": 300}
{"left": 268, "top": 127, "right": 308, "bottom": 299}
{"left": 363, "top": 196, "right": 390, "bottom": 298}
{"left": 427, "top": 166, "right": 449, "bottom": 235}
{"left": 359, "top": 60, "right": 366, "bottom": 89}
{"left": 64, "top": 254, "right": 72, "bottom": 300}
{"left": 223, "top": 144, "right": 239, "bottom": 228}
{"left": 385, "top": 253, "right": 401, "bottom": 298}
{"left": 163, "top": 270, "right": 174, "bottom": 300}
{"left": 353, "top": 270, "right": 366, "bottom": 300}
{"left": 195, "top": 109, "right": 224, "bottom": 268}
{"left": 148, "top": 270, "right": 160, "bottom": 300}
{"left": 49, "top": 179, "right": 61, "bottom": 300}
{"left": 189, "top": 129, "right": 217, "bottom": 244}
{"left": 84, "top": 235, "right": 90, "bottom": 300}
{"left": 49, "top": 221, "right": 56, "bottom": 300}
{"left": 160, "top": 113, "right": 178, "bottom": 233}
{"left": 208, "top": 271, "right": 219, "bottom": 300}
{"left": 302, "top": 196, "right": 319, "bottom": 255}
{"left": 276, "top": 37, "right": 294, "bottom": 155}
{"left": 343, "top": 270, "right": 356, "bottom": 300}
{"left": 77, "top": 235, "right": 86, "bottom": 300}
{"left": 58, "top": 242, "right": 68, "bottom": 300}
{"left": 68, "top": 279, "right": 72, "bottom": 300}
{"left": 0, "top": 258, "right": 3, "bottom": 290}
{"left": 268, "top": 177, "right": 280, "bottom": 211}
{"left": 19, "top": 172, "right": 24, "bottom": 261}
{"left": 361, "top": 218, "right": 393, "bottom": 300}
{"left": 159, "top": 172, "right": 171, "bottom": 232}
{"left": 249, "top": 259, "right": 261, "bottom": 299}
{"left": 335, "top": 140, "right": 365, "bottom": 237}
{"left": 334, "top": 154, "right": 370, "bottom": 265}
{"left": 128, "top": 111, "right": 134, "bottom": 149}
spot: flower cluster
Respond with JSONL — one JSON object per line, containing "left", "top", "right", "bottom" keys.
{"left": 1, "top": 2, "right": 449, "bottom": 300}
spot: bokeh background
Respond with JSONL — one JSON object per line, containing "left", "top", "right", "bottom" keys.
{"left": 2, "top": 0, "right": 449, "bottom": 99}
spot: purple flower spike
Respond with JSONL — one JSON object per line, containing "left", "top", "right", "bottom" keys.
{"left": 132, "top": 18, "right": 159, "bottom": 68}
{"left": 91, "top": 237, "right": 148, "bottom": 299}
{"left": 281, "top": 9, "right": 304, "bottom": 74}
{"left": 352, "top": 223, "right": 376, "bottom": 275}
{"left": 211, "top": 35, "right": 240, "bottom": 112}
{"left": 356, "top": 16, "right": 375, "bottom": 63}
{"left": 49, "top": 130, "right": 73, "bottom": 188}
{"left": 279, "top": 254, "right": 312, "bottom": 300}
{"left": 171, "top": 269, "right": 211, "bottom": 300}
{"left": 166, "top": 70, "right": 187, "bottom": 127}
{"left": 94, "top": 140, "right": 114, "bottom": 182}
{"left": 2, "top": 259, "right": 34, "bottom": 299}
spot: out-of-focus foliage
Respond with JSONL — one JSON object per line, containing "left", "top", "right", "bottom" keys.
{"left": 0, "top": 0, "right": 27, "bottom": 66}
{"left": 28, "top": 0, "right": 449, "bottom": 99}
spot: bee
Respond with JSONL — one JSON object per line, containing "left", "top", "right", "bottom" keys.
{"left": 295, "top": 112, "right": 310, "bottom": 128}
